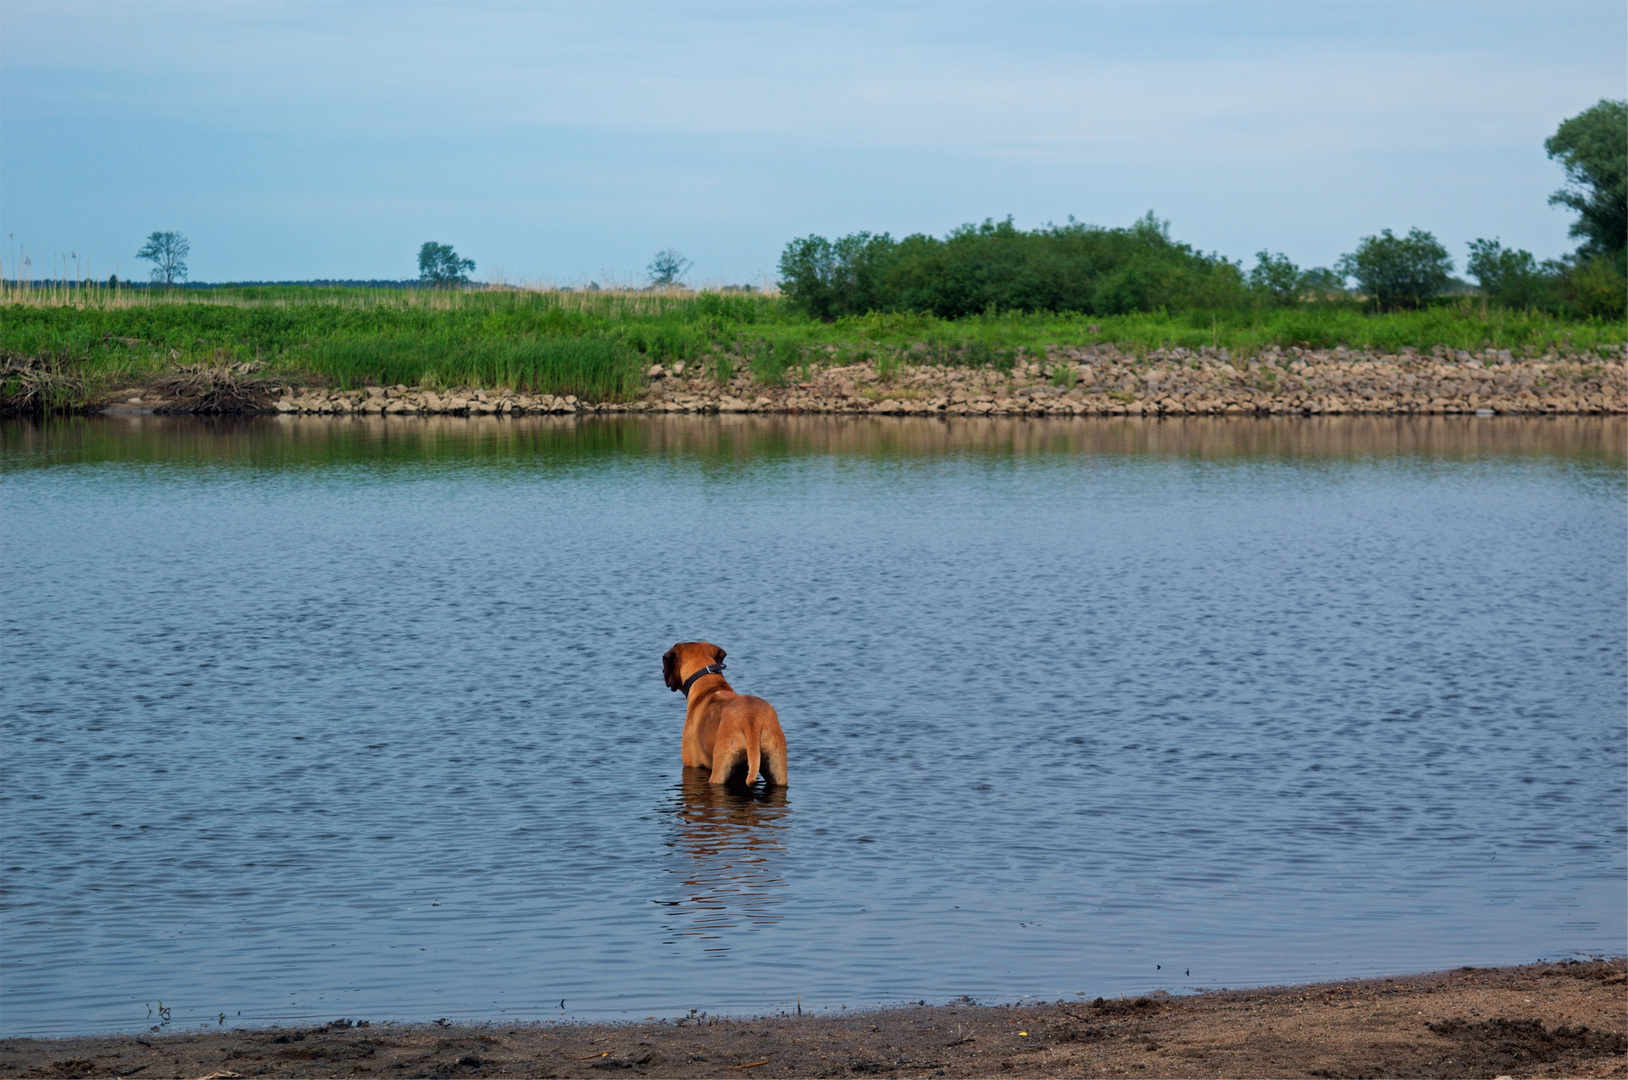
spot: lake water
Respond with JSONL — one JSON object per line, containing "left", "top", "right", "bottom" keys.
{"left": 2, "top": 414, "right": 1624, "bottom": 1037}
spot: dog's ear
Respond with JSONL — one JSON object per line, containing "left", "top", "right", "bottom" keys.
{"left": 713, "top": 646, "right": 726, "bottom": 664}
{"left": 662, "top": 647, "right": 681, "bottom": 691}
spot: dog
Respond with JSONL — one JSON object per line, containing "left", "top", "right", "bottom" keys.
{"left": 662, "top": 641, "right": 788, "bottom": 787}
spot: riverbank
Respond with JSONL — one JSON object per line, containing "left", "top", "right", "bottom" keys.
{"left": 3, "top": 960, "right": 1621, "bottom": 1078}
{"left": 80, "top": 344, "right": 1628, "bottom": 417}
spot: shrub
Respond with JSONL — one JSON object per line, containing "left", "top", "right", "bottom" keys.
{"left": 777, "top": 213, "right": 1246, "bottom": 319}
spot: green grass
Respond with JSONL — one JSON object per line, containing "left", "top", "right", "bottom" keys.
{"left": 1, "top": 284, "right": 1622, "bottom": 408}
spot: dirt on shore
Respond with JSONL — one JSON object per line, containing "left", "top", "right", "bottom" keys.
{"left": 4, "top": 960, "right": 1622, "bottom": 1079}
{"left": 67, "top": 344, "right": 1628, "bottom": 418}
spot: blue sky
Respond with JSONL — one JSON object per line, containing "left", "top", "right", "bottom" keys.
{"left": 1, "top": 1, "right": 1622, "bottom": 285}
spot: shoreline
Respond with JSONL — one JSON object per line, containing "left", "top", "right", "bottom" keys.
{"left": 24, "top": 345, "right": 1628, "bottom": 418}
{"left": 4, "top": 959, "right": 1622, "bottom": 1078}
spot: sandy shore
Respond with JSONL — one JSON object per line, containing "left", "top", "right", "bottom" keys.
{"left": 4, "top": 959, "right": 1622, "bottom": 1079}
{"left": 91, "top": 345, "right": 1626, "bottom": 418}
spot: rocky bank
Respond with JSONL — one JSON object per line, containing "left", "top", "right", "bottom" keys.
{"left": 100, "top": 343, "right": 1627, "bottom": 418}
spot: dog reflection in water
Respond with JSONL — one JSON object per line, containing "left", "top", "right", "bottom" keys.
{"left": 663, "top": 771, "right": 790, "bottom": 940}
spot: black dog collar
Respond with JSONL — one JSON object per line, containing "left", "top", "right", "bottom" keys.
{"left": 679, "top": 662, "right": 726, "bottom": 695}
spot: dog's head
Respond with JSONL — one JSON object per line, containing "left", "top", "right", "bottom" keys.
{"left": 663, "top": 641, "right": 727, "bottom": 692}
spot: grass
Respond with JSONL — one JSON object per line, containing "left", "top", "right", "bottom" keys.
{"left": 1, "top": 281, "right": 1623, "bottom": 409}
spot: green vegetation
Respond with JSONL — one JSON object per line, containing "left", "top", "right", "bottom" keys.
{"left": 1, "top": 283, "right": 1621, "bottom": 410}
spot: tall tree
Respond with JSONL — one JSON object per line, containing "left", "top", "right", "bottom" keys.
{"left": 136, "top": 231, "right": 189, "bottom": 286}
{"left": 418, "top": 242, "right": 475, "bottom": 286}
{"left": 1545, "top": 99, "right": 1627, "bottom": 260}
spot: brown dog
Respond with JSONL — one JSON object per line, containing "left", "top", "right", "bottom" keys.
{"left": 662, "top": 642, "right": 788, "bottom": 787}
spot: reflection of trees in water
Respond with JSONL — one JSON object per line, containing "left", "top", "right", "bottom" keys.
{"left": 657, "top": 773, "right": 789, "bottom": 953}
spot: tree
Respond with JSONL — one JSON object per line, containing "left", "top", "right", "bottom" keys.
{"left": 777, "top": 232, "right": 895, "bottom": 319}
{"left": 418, "top": 242, "right": 475, "bottom": 286}
{"left": 1298, "top": 267, "right": 1346, "bottom": 301}
{"left": 647, "top": 249, "right": 692, "bottom": 287}
{"left": 1465, "top": 238, "right": 1550, "bottom": 309}
{"left": 1545, "top": 99, "right": 1627, "bottom": 261}
{"left": 136, "top": 231, "right": 189, "bottom": 286}
{"left": 1248, "top": 251, "right": 1302, "bottom": 305}
{"left": 1335, "top": 228, "right": 1452, "bottom": 310}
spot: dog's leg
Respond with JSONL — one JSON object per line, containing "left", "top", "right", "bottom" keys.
{"left": 762, "top": 740, "right": 788, "bottom": 787}
{"left": 709, "top": 738, "right": 745, "bottom": 786}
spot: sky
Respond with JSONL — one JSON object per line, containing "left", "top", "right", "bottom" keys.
{"left": 1, "top": 1, "right": 1623, "bottom": 286}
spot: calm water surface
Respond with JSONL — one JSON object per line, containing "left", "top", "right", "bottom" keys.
{"left": 2, "top": 414, "right": 1624, "bottom": 1036}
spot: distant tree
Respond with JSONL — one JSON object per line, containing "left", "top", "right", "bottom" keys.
{"left": 647, "top": 249, "right": 693, "bottom": 287}
{"left": 1465, "top": 238, "right": 1552, "bottom": 309}
{"left": 1248, "top": 250, "right": 1302, "bottom": 305}
{"left": 1335, "top": 228, "right": 1452, "bottom": 310}
{"left": 418, "top": 242, "right": 475, "bottom": 287}
{"left": 1545, "top": 99, "right": 1627, "bottom": 261}
{"left": 136, "top": 231, "right": 190, "bottom": 286}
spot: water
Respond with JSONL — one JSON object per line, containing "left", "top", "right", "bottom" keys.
{"left": 2, "top": 414, "right": 1624, "bottom": 1037}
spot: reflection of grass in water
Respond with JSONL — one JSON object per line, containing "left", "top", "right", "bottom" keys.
{"left": 5, "top": 414, "right": 1625, "bottom": 472}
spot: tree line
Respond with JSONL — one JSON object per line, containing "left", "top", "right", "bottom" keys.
{"left": 778, "top": 99, "right": 1626, "bottom": 320}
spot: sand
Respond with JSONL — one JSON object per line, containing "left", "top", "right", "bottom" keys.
{"left": 3, "top": 959, "right": 1622, "bottom": 1079}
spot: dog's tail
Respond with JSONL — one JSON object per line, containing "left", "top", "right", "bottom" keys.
{"left": 743, "top": 740, "right": 761, "bottom": 788}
